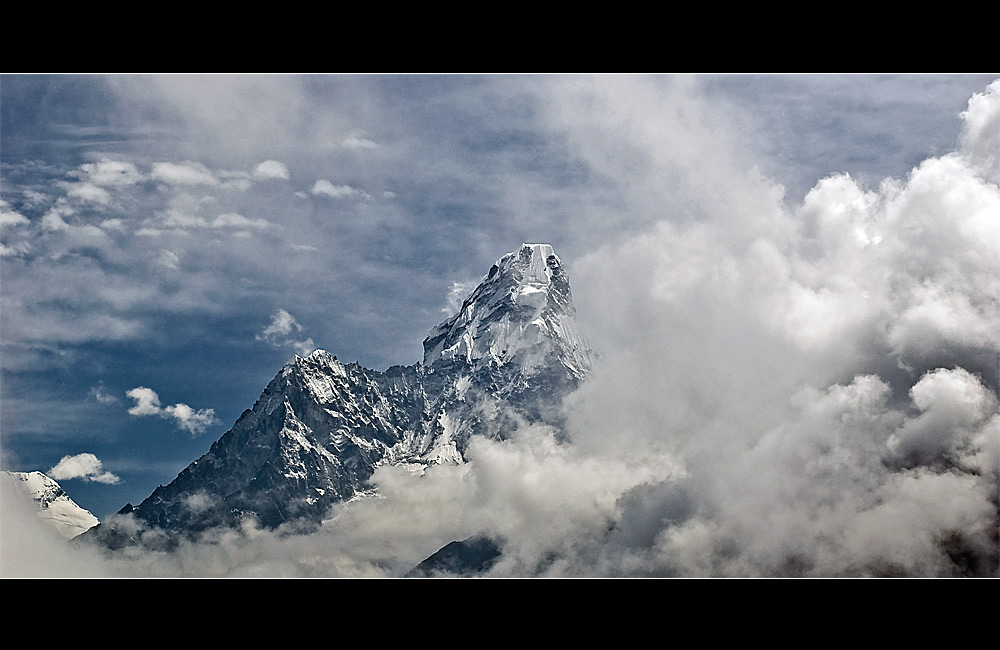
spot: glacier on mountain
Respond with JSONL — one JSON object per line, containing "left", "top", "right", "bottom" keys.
{"left": 86, "top": 244, "right": 594, "bottom": 547}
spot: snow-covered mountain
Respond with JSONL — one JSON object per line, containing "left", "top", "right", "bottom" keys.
{"left": 1, "top": 471, "right": 99, "bottom": 539}
{"left": 87, "top": 244, "right": 594, "bottom": 548}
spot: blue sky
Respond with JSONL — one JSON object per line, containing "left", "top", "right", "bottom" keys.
{"left": 1, "top": 75, "right": 997, "bottom": 573}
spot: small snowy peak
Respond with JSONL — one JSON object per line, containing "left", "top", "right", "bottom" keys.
{"left": 1, "top": 470, "right": 99, "bottom": 539}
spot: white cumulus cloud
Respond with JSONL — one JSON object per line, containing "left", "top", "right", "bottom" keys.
{"left": 76, "top": 159, "right": 144, "bottom": 186}
{"left": 47, "top": 453, "right": 120, "bottom": 484}
{"left": 151, "top": 161, "right": 220, "bottom": 186}
{"left": 126, "top": 386, "right": 218, "bottom": 435}
{"left": 66, "top": 182, "right": 112, "bottom": 206}
{"left": 0, "top": 199, "right": 29, "bottom": 227}
{"left": 253, "top": 159, "right": 290, "bottom": 180}
{"left": 311, "top": 179, "right": 365, "bottom": 199}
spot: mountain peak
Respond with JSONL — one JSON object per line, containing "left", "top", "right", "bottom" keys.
{"left": 490, "top": 243, "right": 558, "bottom": 290}
{"left": 422, "top": 243, "right": 591, "bottom": 376}
{"left": 87, "top": 244, "right": 594, "bottom": 545}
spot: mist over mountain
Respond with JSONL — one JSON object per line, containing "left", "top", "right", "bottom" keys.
{"left": 83, "top": 244, "right": 594, "bottom": 551}
{"left": 1, "top": 471, "right": 99, "bottom": 539}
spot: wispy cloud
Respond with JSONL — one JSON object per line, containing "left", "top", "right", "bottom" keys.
{"left": 73, "top": 159, "right": 144, "bottom": 186}
{"left": 89, "top": 382, "right": 119, "bottom": 404}
{"left": 341, "top": 133, "right": 378, "bottom": 150}
{"left": 143, "top": 209, "right": 274, "bottom": 235}
{"left": 441, "top": 280, "right": 476, "bottom": 314}
{"left": 257, "top": 309, "right": 315, "bottom": 356}
{"left": 156, "top": 249, "right": 180, "bottom": 270}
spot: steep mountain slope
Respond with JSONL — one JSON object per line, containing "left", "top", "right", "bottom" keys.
{"left": 1, "top": 471, "right": 99, "bottom": 539}
{"left": 88, "top": 244, "right": 594, "bottom": 547}
{"left": 405, "top": 535, "right": 503, "bottom": 578}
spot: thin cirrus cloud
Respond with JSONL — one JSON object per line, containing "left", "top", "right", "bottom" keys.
{"left": 341, "top": 134, "right": 378, "bottom": 150}
{"left": 126, "top": 387, "right": 218, "bottom": 436}
{"left": 140, "top": 209, "right": 274, "bottom": 235}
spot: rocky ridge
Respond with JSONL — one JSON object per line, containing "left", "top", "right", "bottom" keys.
{"left": 87, "top": 244, "right": 594, "bottom": 547}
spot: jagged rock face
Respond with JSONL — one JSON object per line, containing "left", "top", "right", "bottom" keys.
{"left": 117, "top": 357, "right": 426, "bottom": 537}
{"left": 421, "top": 244, "right": 593, "bottom": 446}
{"left": 90, "top": 244, "right": 593, "bottom": 544}
{"left": 424, "top": 243, "right": 590, "bottom": 377}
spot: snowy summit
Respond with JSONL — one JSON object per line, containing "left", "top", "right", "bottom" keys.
{"left": 423, "top": 243, "right": 593, "bottom": 377}
{"left": 1, "top": 471, "right": 99, "bottom": 539}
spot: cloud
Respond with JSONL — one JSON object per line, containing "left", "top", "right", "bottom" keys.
{"left": 47, "top": 453, "right": 120, "bottom": 484}
{"left": 887, "top": 367, "right": 998, "bottom": 470}
{"left": 125, "top": 386, "right": 163, "bottom": 416}
{"left": 0, "top": 199, "right": 30, "bottom": 227}
{"left": 156, "top": 249, "right": 180, "bottom": 270}
{"left": 38, "top": 198, "right": 107, "bottom": 241}
{"left": 441, "top": 280, "right": 477, "bottom": 314}
{"left": 40, "top": 200, "right": 74, "bottom": 232}
{"left": 151, "top": 161, "right": 219, "bottom": 186}
{"left": 90, "top": 382, "right": 119, "bottom": 404}
{"left": 0, "top": 241, "right": 31, "bottom": 257}
{"left": 1, "top": 476, "right": 126, "bottom": 578}
{"left": 342, "top": 133, "right": 378, "bottom": 150}
{"left": 162, "top": 403, "right": 220, "bottom": 436}
{"left": 126, "top": 386, "right": 218, "bottom": 435}
{"left": 3, "top": 75, "right": 998, "bottom": 578}
{"left": 0, "top": 198, "right": 32, "bottom": 258}
{"left": 311, "top": 180, "right": 366, "bottom": 199}
{"left": 253, "top": 160, "right": 290, "bottom": 180}
{"left": 146, "top": 209, "right": 273, "bottom": 234}
{"left": 65, "top": 182, "right": 113, "bottom": 206}
{"left": 210, "top": 213, "right": 272, "bottom": 230}
{"left": 257, "top": 309, "right": 315, "bottom": 356}
{"left": 100, "top": 218, "right": 126, "bottom": 232}
{"left": 259, "top": 308, "right": 298, "bottom": 338}
{"left": 959, "top": 79, "right": 1000, "bottom": 181}
{"left": 75, "top": 159, "right": 144, "bottom": 186}
{"left": 543, "top": 77, "right": 1000, "bottom": 577}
